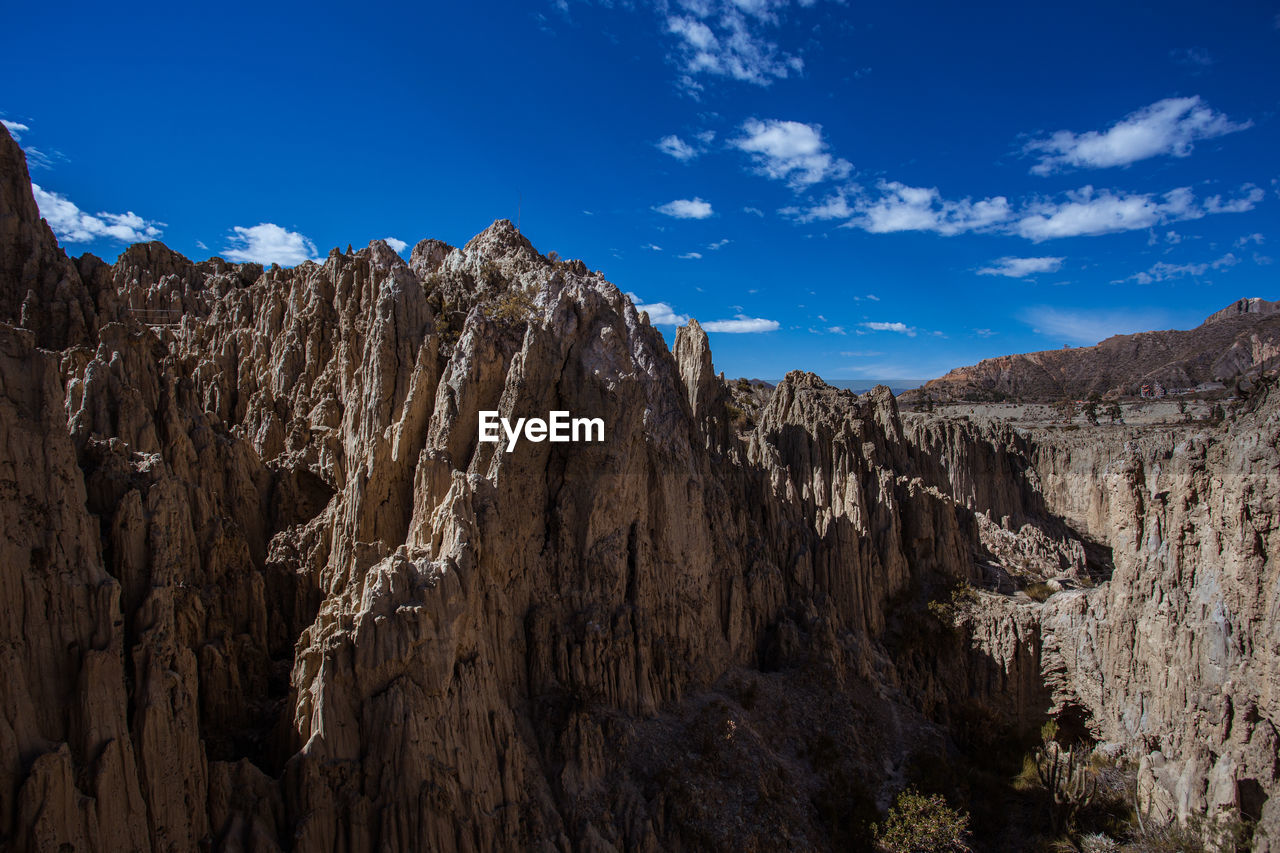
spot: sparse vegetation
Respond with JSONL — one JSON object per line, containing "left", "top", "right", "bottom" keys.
{"left": 927, "top": 579, "right": 978, "bottom": 626}
{"left": 479, "top": 259, "right": 504, "bottom": 288}
{"left": 1025, "top": 582, "right": 1055, "bottom": 602}
{"left": 1035, "top": 721, "right": 1099, "bottom": 834}
{"left": 1084, "top": 392, "right": 1101, "bottom": 425}
{"left": 484, "top": 287, "right": 536, "bottom": 324}
{"left": 724, "top": 402, "right": 754, "bottom": 431}
{"left": 875, "top": 788, "right": 972, "bottom": 853}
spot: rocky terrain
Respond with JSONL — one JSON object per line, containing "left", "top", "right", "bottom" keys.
{"left": 902, "top": 298, "right": 1280, "bottom": 404}
{"left": 1, "top": 123, "right": 1277, "bottom": 851}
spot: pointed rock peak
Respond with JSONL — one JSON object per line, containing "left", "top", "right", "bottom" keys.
{"left": 463, "top": 218, "right": 539, "bottom": 263}
{"left": 116, "top": 241, "right": 194, "bottom": 277}
{"left": 675, "top": 319, "right": 716, "bottom": 416}
{"left": 410, "top": 238, "right": 454, "bottom": 277}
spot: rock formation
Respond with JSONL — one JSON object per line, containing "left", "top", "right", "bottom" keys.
{"left": 902, "top": 302, "right": 1280, "bottom": 403}
{"left": 1, "top": 123, "right": 1277, "bottom": 850}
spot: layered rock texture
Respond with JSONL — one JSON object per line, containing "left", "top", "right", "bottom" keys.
{"left": 902, "top": 298, "right": 1280, "bottom": 403}
{"left": 1, "top": 124, "right": 1277, "bottom": 850}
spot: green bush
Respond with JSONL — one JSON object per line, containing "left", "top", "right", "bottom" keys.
{"left": 875, "top": 788, "right": 972, "bottom": 853}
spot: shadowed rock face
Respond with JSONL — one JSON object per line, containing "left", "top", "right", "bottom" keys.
{"left": 1, "top": 123, "right": 1277, "bottom": 851}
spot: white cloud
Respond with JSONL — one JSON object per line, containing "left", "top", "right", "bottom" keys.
{"left": 702, "top": 313, "right": 780, "bottom": 333}
{"left": 977, "top": 256, "right": 1064, "bottom": 278}
{"left": 679, "top": 251, "right": 703, "bottom": 259}
{"left": 974, "top": 329, "right": 996, "bottom": 337}
{"left": 640, "top": 303, "right": 688, "bottom": 325}
{"left": 1235, "top": 233, "right": 1264, "bottom": 247}
{"left": 1204, "top": 185, "right": 1265, "bottom": 213}
{"left": 1123, "top": 252, "right": 1239, "bottom": 284}
{"left": 840, "top": 349, "right": 884, "bottom": 357}
{"left": 743, "top": 206, "right": 764, "bottom": 216}
{"left": 657, "top": 134, "right": 699, "bottom": 161}
{"left": 733, "top": 119, "right": 851, "bottom": 189}
{"left": 664, "top": 1, "right": 808, "bottom": 88}
{"left": 643, "top": 243, "right": 663, "bottom": 251}
{"left": 793, "top": 172, "right": 1259, "bottom": 241}
{"left": 654, "top": 197, "right": 714, "bottom": 219}
{"left": 32, "top": 184, "right": 164, "bottom": 244}
{"left": 1012, "top": 185, "right": 1257, "bottom": 241}
{"left": 383, "top": 237, "right": 408, "bottom": 253}
{"left": 1022, "top": 306, "right": 1175, "bottom": 345}
{"left": 782, "top": 189, "right": 855, "bottom": 223}
{"left": 847, "top": 181, "right": 1011, "bottom": 235}
{"left": 826, "top": 325, "right": 847, "bottom": 334}
{"left": 1024, "top": 97, "right": 1250, "bottom": 175}
{"left": 861, "top": 321, "right": 917, "bottom": 336}
{"left": 2, "top": 119, "right": 30, "bottom": 141}
{"left": 223, "top": 223, "right": 317, "bottom": 266}
{"left": 628, "top": 293, "right": 689, "bottom": 325}
{"left": 707, "top": 238, "right": 731, "bottom": 249}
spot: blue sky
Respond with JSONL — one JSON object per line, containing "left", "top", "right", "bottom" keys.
{"left": 4, "top": 1, "right": 1278, "bottom": 380}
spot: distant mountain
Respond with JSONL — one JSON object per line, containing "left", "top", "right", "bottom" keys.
{"left": 900, "top": 298, "right": 1280, "bottom": 403}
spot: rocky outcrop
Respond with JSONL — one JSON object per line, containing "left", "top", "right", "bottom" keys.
{"left": 903, "top": 302, "right": 1280, "bottom": 403}
{"left": 2, "top": 123, "right": 1278, "bottom": 850}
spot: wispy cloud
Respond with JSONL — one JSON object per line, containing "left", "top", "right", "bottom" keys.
{"left": 654, "top": 197, "right": 714, "bottom": 219}
{"left": 780, "top": 189, "right": 854, "bottom": 223}
{"left": 679, "top": 251, "right": 703, "bottom": 259}
{"left": 1121, "top": 252, "right": 1239, "bottom": 284}
{"left": 743, "top": 206, "right": 764, "bottom": 216}
{"left": 732, "top": 119, "right": 851, "bottom": 189}
{"left": 642, "top": 242, "right": 664, "bottom": 251}
{"left": 383, "top": 237, "right": 407, "bottom": 253}
{"left": 977, "top": 256, "right": 1064, "bottom": 278}
{"left": 1170, "top": 47, "right": 1213, "bottom": 71}
{"left": 222, "top": 223, "right": 317, "bottom": 266}
{"left": 1021, "top": 306, "right": 1175, "bottom": 345}
{"left": 1024, "top": 96, "right": 1250, "bottom": 175}
{"left": 664, "top": 1, "right": 811, "bottom": 89}
{"left": 702, "top": 314, "right": 780, "bottom": 333}
{"left": 860, "top": 321, "right": 917, "bottom": 336}
{"left": 32, "top": 184, "right": 164, "bottom": 244}
{"left": 707, "top": 238, "right": 731, "bottom": 250}
{"left": 2, "top": 119, "right": 30, "bottom": 140}
{"left": 657, "top": 134, "right": 699, "bottom": 161}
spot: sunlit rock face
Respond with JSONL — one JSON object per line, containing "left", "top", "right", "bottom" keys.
{"left": 1, "top": 123, "right": 1276, "bottom": 851}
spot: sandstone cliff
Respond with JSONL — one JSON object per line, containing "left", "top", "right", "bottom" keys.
{"left": 1, "top": 123, "right": 1277, "bottom": 851}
